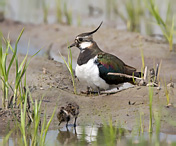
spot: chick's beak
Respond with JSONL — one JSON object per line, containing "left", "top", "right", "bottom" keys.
{"left": 68, "top": 42, "right": 76, "bottom": 49}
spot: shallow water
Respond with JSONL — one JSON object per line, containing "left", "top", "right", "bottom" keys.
{"left": 12, "top": 42, "right": 45, "bottom": 57}
{"left": 1, "top": 126, "right": 176, "bottom": 145}
{"left": 46, "top": 126, "right": 176, "bottom": 145}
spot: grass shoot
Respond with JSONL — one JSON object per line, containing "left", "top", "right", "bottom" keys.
{"left": 140, "top": 48, "right": 145, "bottom": 79}
{"left": 146, "top": 0, "right": 175, "bottom": 51}
{"left": 42, "top": 0, "right": 50, "bottom": 23}
{"left": 59, "top": 46, "right": 77, "bottom": 94}
{"left": 164, "top": 81, "right": 170, "bottom": 106}
{"left": 29, "top": 93, "right": 56, "bottom": 146}
{"left": 103, "top": 117, "right": 117, "bottom": 146}
{"left": 148, "top": 85, "right": 154, "bottom": 133}
{"left": 55, "top": 0, "right": 63, "bottom": 23}
{"left": 19, "top": 88, "right": 28, "bottom": 146}
{"left": 139, "top": 111, "right": 144, "bottom": 134}
{"left": 0, "top": 29, "right": 24, "bottom": 109}
{"left": 154, "top": 110, "right": 161, "bottom": 143}
{"left": 0, "top": 28, "right": 40, "bottom": 108}
{"left": 64, "top": 1, "right": 72, "bottom": 25}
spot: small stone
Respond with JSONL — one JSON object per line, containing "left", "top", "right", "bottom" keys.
{"left": 167, "top": 82, "right": 174, "bottom": 88}
{"left": 43, "top": 68, "right": 47, "bottom": 74}
{"left": 157, "top": 86, "right": 161, "bottom": 90}
{"left": 166, "top": 103, "right": 172, "bottom": 108}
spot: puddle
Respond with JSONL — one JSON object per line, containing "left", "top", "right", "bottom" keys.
{"left": 1, "top": 126, "right": 176, "bottom": 145}
{"left": 27, "top": 127, "right": 176, "bottom": 145}
{"left": 11, "top": 42, "right": 46, "bottom": 57}
{"left": 45, "top": 126, "right": 99, "bottom": 145}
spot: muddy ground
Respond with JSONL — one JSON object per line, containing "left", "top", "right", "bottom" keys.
{"left": 0, "top": 20, "right": 176, "bottom": 136}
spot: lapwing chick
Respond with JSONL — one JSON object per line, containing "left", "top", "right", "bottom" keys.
{"left": 68, "top": 22, "right": 142, "bottom": 94}
{"left": 57, "top": 103, "right": 79, "bottom": 127}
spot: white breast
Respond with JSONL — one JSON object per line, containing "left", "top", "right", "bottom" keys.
{"left": 75, "top": 56, "right": 109, "bottom": 91}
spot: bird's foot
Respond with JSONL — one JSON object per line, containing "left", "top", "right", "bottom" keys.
{"left": 81, "top": 90, "right": 90, "bottom": 95}
{"left": 81, "top": 86, "right": 100, "bottom": 95}
{"left": 81, "top": 90, "right": 99, "bottom": 95}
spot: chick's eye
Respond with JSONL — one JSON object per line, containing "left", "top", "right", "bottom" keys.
{"left": 78, "top": 38, "right": 83, "bottom": 42}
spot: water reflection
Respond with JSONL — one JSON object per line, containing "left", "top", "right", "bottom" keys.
{"left": 57, "top": 127, "right": 78, "bottom": 145}
{"left": 55, "top": 126, "right": 176, "bottom": 145}
{"left": 57, "top": 126, "right": 98, "bottom": 145}
{"left": 1, "top": 125, "right": 176, "bottom": 145}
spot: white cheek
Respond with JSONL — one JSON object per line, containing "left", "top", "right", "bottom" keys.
{"left": 80, "top": 42, "right": 92, "bottom": 49}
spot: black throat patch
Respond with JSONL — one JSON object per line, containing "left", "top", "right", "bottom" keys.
{"left": 77, "top": 49, "right": 96, "bottom": 65}
{"left": 77, "top": 42, "right": 102, "bottom": 66}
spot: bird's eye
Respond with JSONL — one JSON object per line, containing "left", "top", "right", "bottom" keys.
{"left": 78, "top": 38, "right": 83, "bottom": 42}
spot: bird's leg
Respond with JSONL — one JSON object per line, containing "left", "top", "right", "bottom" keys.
{"left": 74, "top": 126, "right": 77, "bottom": 135}
{"left": 66, "top": 120, "right": 69, "bottom": 128}
{"left": 66, "top": 125, "right": 69, "bottom": 131}
{"left": 73, "top": 117, "right": 77, "bottom": 127}
{"left": 81, "top": 86, "right": 91, "bottom": 94}
{"left": 97, "top": 87, "right": 101, "bottom": 95}
{"left": 86, "top": 86, "right": 91, "bottom": 95}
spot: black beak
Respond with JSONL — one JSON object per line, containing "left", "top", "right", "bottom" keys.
{"left": 68, "top": 42, "right": 76, "bottom": 49}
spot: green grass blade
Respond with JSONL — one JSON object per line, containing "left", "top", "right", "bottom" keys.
{"left": 3, "top": 127, "right": 16, "bottom": 145}
{"left": 166, "top": 1, "right": 171, "bottom": 24}
{"left": 16, "top": 49, "right": 40, "bottom": 90}
{"left": 26, "top": 49, "right": 41, "bottom": 68}
{"left": 43, "top": 106, "right": 56, "bottom": 144}
{"left": 8, "top": 44, "right": 19, "bottom": 80}
{"left": 0, "top": 50, "right": 6, "bottom": 77}
{"left": 3, "top": 39, "right": 10, "bottom": 77}
{"left": 149, "top": 0, "right": 166, "bottom": 28}
{"left": 148, "top": 86, "right": 153, "bottom": 133}
{"left": 7, "top": 28, "right": 24, "bottom": 76}
{"left": 15, "top": 61, "right": 27, "bottom": 89}
{"left": 59, "top": 51, "right": 71, "bottom": 73}
{"left": 140, "top": 49, "right": 145, "bottom": 70}
{"left": 170, "top": 16, "right": 175, "bottom": 38}
{"left": 18, "top": 52, "right": 28, "bottom": 73}
{"left": 20, "top": 89, "right": 28, "bottom": 146}
{"left": 40, "top": 110, "right": 46, "bottom": 141}
{"left": 0, "top": 76, "right": 14, "bottom": 92}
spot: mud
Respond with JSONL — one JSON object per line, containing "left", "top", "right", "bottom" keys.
{"left": 0, "top": 20, "right": 176, "bottom": 136}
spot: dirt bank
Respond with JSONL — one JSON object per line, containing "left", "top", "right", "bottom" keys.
{"left": 0, "top": 20, "right": 176, "bottom": 135}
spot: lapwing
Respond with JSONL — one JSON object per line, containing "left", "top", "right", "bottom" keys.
{"left": 68, "top": 22, "right": 141, "bottom": 93}
{"left": 57, "top": 103, "right": 79, "bottom": 127}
